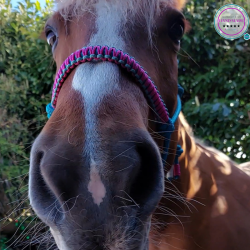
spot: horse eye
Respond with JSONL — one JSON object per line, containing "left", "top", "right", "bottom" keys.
{"left": 46, "top": 30, "right": 58, "bottom": 50}
{"left": 169, "top": 22, "right": 184, "bottom": 43}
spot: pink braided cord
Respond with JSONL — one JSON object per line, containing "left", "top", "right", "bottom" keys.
{"left": 173, "top": 164, "right": 181, "bottom": 177}
{"left": 51, "top": 46, "right": 169, "bottom": 122}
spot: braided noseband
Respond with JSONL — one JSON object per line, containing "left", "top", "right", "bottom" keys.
{"left": 46, "top": 45, "right": 183, "bottom": 180}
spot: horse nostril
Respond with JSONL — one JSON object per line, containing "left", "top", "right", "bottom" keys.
{"left": 36, "top": 151, "right": 44, "bottom": 166}
{"left": 29, "top": 148, "right": 64, "bottom": 222}
{"left": 129, "top": 137, "right": 164, "bottom": 216}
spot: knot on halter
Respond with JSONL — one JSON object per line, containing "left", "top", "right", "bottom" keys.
{"left": 167, "top": 144, "right": 184, "bottom": 181}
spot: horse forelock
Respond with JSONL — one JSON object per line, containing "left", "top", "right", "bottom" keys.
{"left": 55, "top": 0, "right": 186, "bottom": 40}
{"left": 56, "top": 0, "right": 187, "bottom": 13}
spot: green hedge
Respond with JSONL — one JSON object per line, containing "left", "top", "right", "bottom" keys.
{"left": 0, "top": 0, "right": 249, "bottom": 247}
{"left": 179, "top": 0, "right": 249, "bottom": 162}
{"left": 0, "top": 1, "right": 53, "bottom": 248}
{"left": 0, "top": 0, "right": 53, "bottom": 182}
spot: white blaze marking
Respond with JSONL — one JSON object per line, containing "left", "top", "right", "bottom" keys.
{"left": 90, "top": 2, "right": 125, "bottom": 49}
{"left": 72, "top": 2, "right": 125, "bottom": 204}
{"left": 88, "top": 159, "right": 106, "bottom": 205}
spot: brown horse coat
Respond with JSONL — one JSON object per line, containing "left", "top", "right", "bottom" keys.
{"left": 149, "top": 113, "right": 250, "bottom": 250}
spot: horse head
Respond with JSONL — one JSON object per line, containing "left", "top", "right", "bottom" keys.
{"left": 29, "top": 0, "right": 188, "bottom": 249}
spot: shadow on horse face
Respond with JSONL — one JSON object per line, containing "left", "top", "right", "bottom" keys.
{"left": 29, "top": 1, "right": 187, "bottom": 249}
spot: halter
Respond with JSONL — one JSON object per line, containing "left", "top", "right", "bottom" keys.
{"left": 46, "top": 45, "right": 183, "bottom": 180}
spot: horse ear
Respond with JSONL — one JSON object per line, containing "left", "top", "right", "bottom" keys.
{"left": 184, "top": 19, "right": 191, "bottom": 33}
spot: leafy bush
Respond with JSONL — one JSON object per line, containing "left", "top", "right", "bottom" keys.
{"left": 0, "top": 0, "right": 53, "bottom": 193}
{"left": 179, "top": 0, "right": 250, "bottom": 162}
{"left": 0, "top": 0, "right": 249, "bottom": 247}
{"left": 0, "top": 0, "right": 53, "bottom": 248}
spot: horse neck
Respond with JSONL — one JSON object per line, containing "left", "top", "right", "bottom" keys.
{"left": 176, "top": 113, "right": 238, "bottom": 200}
{"left": 175, "top": 113, "right": 215, "bottom": 200}
{"left": 150, "top": 114, "right": 250, "bottom": 249}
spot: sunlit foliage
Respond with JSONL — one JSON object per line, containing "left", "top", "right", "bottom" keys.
{"left": 0, "top": 0, "right": 249, "bottom": 248}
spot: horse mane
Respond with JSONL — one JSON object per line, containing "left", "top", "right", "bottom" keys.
{"left": 179, "top": 112, "right": 194, "bottom": 137}
{"left": 179, "top": 112, "right": 239, "bottom": 168}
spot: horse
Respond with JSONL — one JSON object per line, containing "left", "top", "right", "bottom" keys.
{"left": 149, "top": 112, "right": 250, "bottom": 249}
{"left": 239, "top": 162, "right": 250, "bottom": 176}
{"left": 28, "top": 0, "right": 250, "bottom": 249}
